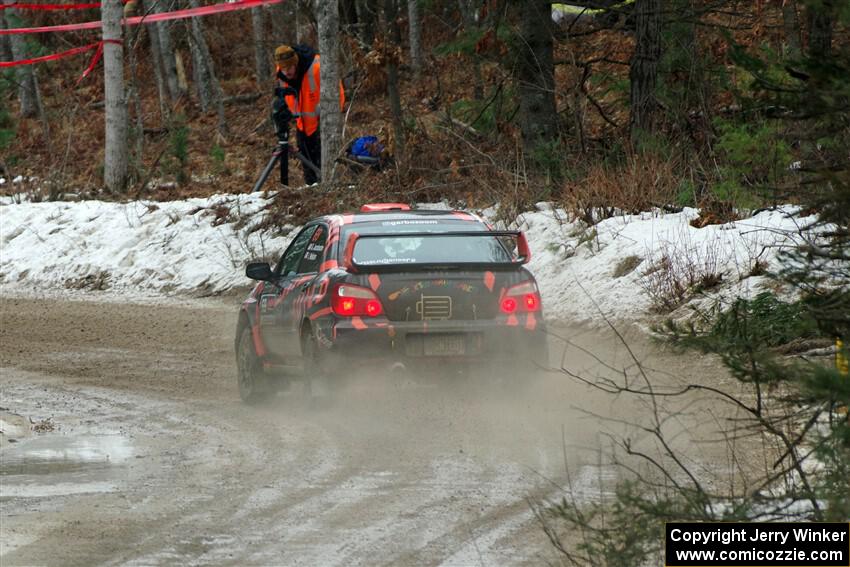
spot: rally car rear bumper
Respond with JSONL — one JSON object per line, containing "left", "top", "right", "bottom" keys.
{"left": 322, "top": 316, "right": 549, "bottom": 373}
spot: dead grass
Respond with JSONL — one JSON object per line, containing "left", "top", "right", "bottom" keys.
{"left": 639, "top": 234, "right": 728, "bottom": 313}
{"left": 612, "top": 255, "right": 643, "bottom": 278}
{"left": 560, "top": 154, "right": 682, "bottom": 226}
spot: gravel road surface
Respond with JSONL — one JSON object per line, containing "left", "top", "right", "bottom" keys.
{"left": 0, "top": 295, "right": 700, "bottom": 565}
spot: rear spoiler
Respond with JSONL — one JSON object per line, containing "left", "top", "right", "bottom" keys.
{"left": 342, "top": 230, "right": 531, "bottom": 273}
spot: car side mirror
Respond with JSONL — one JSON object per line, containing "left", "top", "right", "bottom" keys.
{"left": 245, "top": 262, "right": 274, "bottom": 281}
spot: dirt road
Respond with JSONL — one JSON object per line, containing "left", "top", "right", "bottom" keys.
{"left": 0, "top": 295, "right": 713, "bottom": 565}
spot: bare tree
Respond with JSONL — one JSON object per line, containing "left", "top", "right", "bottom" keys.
{"left": 3, "top": 1, "right": 43, "bottom": 120}
{"left": 252, "top": 7, "right": 271, "bottom": 87}
{"left": 136, "top": 0, "right": 170, "bottom": 122}
{"left": 270, "top": 1, "right": 295, "bottom": 45}
{"left": 317, "top": 0, "right": 343, "bottom": 183}
{"left": 340, "top": 0, "right": 359, "bottom": 35}
{"left": 517, "top": 1, "right": 558, "bottom": 151}
{"left": 807, "top": 0, "right": 834, "bottom": 59}
{"left": 458, "top": 0, "right": 483, "bottom": 100}
{"left": 151, "top": 0, "right": 184, "bottom": 102}
{"left": 1, "top": 9, "right": 13, "bottom": 179}
{"left": 297, "top": 0, "right": 315, "bottom": 44}
{"left": 186, "top": 0, "right": 228, "bottom": 135}
{"left": 103, "top": 0, "right": 129, "bottom": 192}
{"left": 407, "top": 0, "right": 423, "bottom": 77}
{"left": 629, "top": 0, "right": 662, "bottom": 145}
{"left": 384, "top": 0, "right": 405, "bottom": 159}
{"left": 123, "top": 1, "right": 146, "bottom": 164}
{"left": 0, "top": 12, "right": 12, "bottom": 63}
{"left": 781, "top": 0, "right": 802, "bottom": 57}
{"left": 356, "top": 0, "right": 379, "bottom": 47}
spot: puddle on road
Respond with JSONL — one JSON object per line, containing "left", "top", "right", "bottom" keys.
{"left": 0, "top": 434, "right": 133, "bottom": 498}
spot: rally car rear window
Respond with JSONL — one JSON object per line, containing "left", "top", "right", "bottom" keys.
{"left": 340, "top": 220, "right": 513, "bottom": 266}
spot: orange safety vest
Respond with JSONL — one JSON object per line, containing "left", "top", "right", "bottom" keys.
{"left": 280, "top": 55, "right": 345, "bottom": 137}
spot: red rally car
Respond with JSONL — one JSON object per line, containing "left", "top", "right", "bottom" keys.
{"left": 235, "top": 204, "right": 548, "bottom": 402}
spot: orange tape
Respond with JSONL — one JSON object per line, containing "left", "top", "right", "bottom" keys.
{"left": 0, "top": 2, "right": 126, "bottom": 10}
{"left": 0, "top": 0, "right": 284, "bottom": 36}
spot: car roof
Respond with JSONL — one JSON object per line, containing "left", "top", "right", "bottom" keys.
{"left": 318, "top": 209, "right": 485, "bottom": 227}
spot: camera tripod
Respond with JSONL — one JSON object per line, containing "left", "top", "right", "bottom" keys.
{"left": 252, "top": 92, "right": 321, "bottom": 192}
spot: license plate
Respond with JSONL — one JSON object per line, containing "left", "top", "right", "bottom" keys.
{"left": 423, "top": 334, "right": 466, "bottom": 356}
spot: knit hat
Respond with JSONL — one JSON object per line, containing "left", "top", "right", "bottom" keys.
{"left": 274, "top": 45, "right": 298, "bottom": 68}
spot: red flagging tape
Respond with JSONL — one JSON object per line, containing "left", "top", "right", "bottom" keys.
{"left": 76, "top": 38, "right": 120, "bottom": 84}
{"left": 0, "top": 41, "right": 99, "bottom": 68}
{"left": 0, "top": 0, "right": 284, "bottom": 35}
{"left": 0, "top": 3, "right": 120, "bottom": 10}
{"left": 0, "top": 39, "right": 119, "bottom": 84}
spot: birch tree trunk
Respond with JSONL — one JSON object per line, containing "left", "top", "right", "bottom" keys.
{"left": 317, "top": 0, "right": 342, "bottom": 183}
{"left": 407, "top": 0, "right": 423, "bottom": 76}
{"left": 103, "top": 0, "right": 129, "bottom": 193}
{"left": 251, "top": 7, "right": 271, "bottom": 86}
{"left": 152, "top": 0, "right": 184, "bottom": 102}
{"left": 3, "top": 1, "right": 43, "bottom": 119}
{"left": 629, "top": 0, "right": 662, "bottom": 145}
{"left": 518, "top": 1, "right": 558, "bottom": 151}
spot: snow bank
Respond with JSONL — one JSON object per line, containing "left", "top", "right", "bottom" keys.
{"left": 0, "top": 193, "right": 292, "bottom": 296}
{"left": 0, "top": 194, "right": 819, "bottom": 323}
{"left": 515, "top": 204, "right": 818, "bottom": 323}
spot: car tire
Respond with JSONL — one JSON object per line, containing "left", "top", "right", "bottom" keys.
{"left": 236, "top": 326, "right": 265, "bottom": 404}
{"left": 301, "top": 325, "right": 343, "bottom": 397}
{"left": 300, "top": 326, "right": 322, "bottom": 395}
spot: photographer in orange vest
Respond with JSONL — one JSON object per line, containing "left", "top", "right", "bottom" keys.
{"left": 274, "top": 44, "right": 345, "bottom": 185}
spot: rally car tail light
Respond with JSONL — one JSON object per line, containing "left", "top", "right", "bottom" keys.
{"left": 332, "top": 284, "right": 384, "bottom": 317}
{"left": 500, "top": 281, "right": 541, "bottom": 314}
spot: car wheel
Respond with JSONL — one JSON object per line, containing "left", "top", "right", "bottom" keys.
{"left": 301, "top": 325, "right": 339, "bottom": 397}
{"left": 301, "top": 326, "right": 321, "bottom": 395}
{"left": 237, "top": 326, "right": 265, "bottom": 404}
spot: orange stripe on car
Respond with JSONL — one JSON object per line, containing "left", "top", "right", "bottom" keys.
{"left": 369, "top": 273, "right": 381, "bottom": 291}
{"left": 251, "top": 323, "right": 267, "bottom": 357}
{"left": 351, "top": 316, "right": 367, "bottom": 330}
{"left": 484, "top": 271, "right": 495, "bottom": 291}
{"left": 526, "top": 312, "right": 537, "bottom": 330}
{"left": 320, "top": 259, "right": 338, "bottom": 271}
{"left": 309, "top": 307, "right": 333, "bottom": 320}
